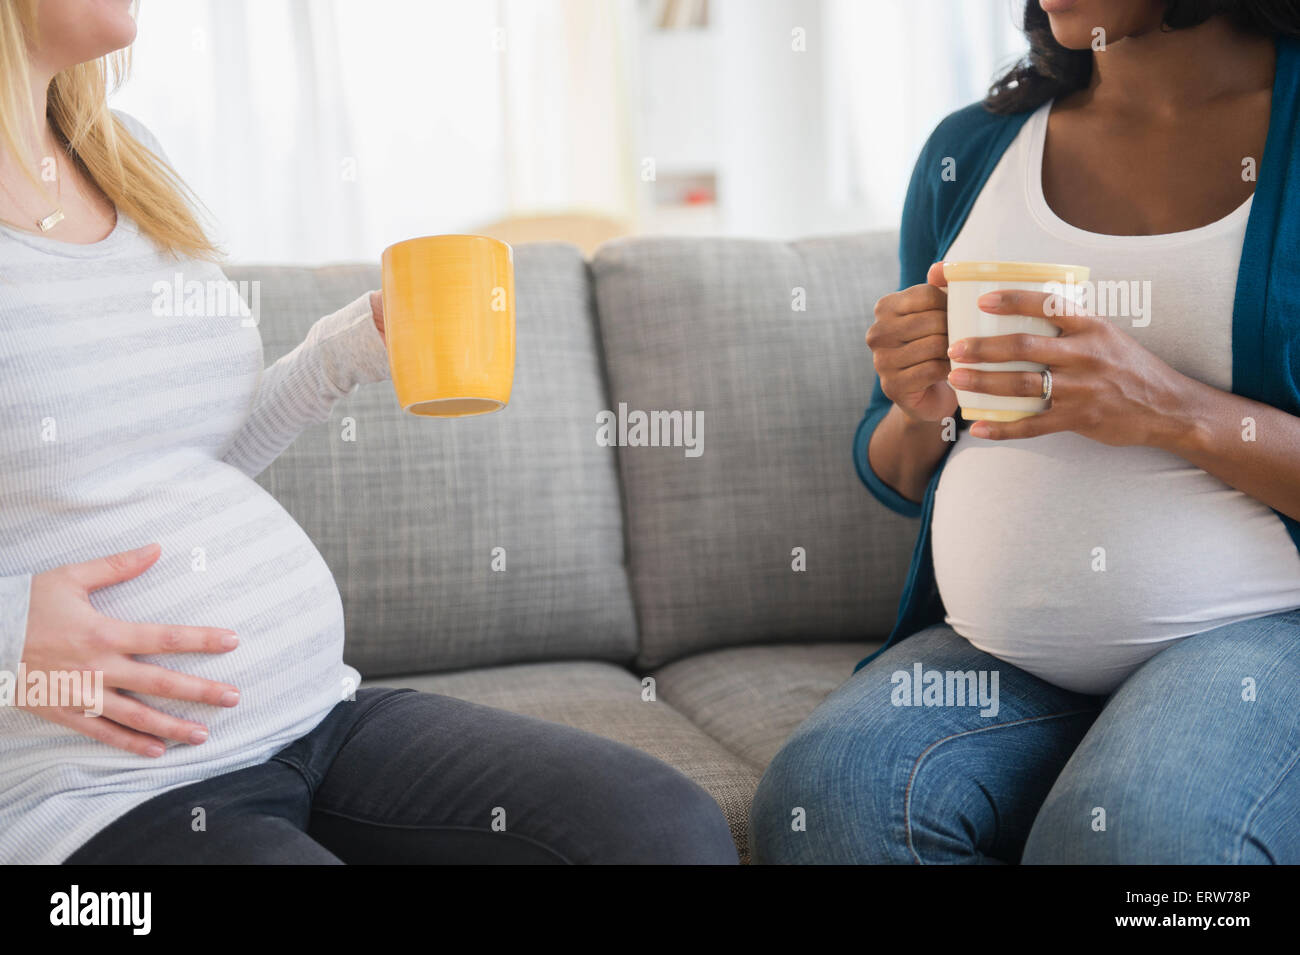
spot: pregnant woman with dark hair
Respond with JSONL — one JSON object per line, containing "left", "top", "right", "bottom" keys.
{"left": 753, "top": 0, "right": 1300, "bottom": 864}
{"left": 0, "top": 0, "right": 738, "bottom": 864}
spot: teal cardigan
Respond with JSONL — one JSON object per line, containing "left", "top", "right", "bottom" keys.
{"left": 853, "top": 34, "right": 1300, "bottom": 671}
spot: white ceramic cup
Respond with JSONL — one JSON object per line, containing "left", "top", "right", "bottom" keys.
{"left": 943, "top": 260, "right": 1090, "bottom": 422}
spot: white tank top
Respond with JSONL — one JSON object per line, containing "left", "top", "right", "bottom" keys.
{"left": 932, "top": 99, "right": 1300, "bottom": 695}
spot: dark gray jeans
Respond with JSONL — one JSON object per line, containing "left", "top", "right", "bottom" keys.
{"left": 66, "top": 687, "right": 739, "bottom": 864}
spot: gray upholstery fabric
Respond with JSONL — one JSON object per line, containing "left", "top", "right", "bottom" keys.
{"left": 651, "top": 642, "right": 880, "bottom": 771}
{"left": 363, "top": 662, "right": 760, "bottom": 861}
{"left": 590, "top": 233, "right": 918, "bottom": 667}
{"left": 230, "top": 244, "right": 638, "bottom": 676}
{"left": 229, "top": 231, "right": 925, "bottom": 863}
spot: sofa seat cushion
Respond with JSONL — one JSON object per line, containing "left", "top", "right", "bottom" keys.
{"left": 362, "top": 661, "right": 760, "bottom": 860}
{"left": 651, "top": 642, "right": 879, "bottom": 771}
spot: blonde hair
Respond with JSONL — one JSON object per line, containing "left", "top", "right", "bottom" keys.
{"left": 0, "top": 0, "right": 218, "bottom": 259}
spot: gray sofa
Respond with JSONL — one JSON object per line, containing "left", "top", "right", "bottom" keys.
{"left": 228, "top": 232, "right": 918, "bottom": 862}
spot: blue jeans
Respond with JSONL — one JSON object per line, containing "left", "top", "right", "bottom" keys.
{"left": 67, "top": 688, "right": 739, "bottom": 864}
{"left": 750, "top": 610, "right": 1300, "bottom": 864}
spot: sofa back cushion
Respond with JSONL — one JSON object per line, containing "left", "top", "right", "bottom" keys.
{"left": 231, "top": 243, "right": 638, "bottom": 677}
{"left": 590, "top": 232, "right": 917, "bottom": 668}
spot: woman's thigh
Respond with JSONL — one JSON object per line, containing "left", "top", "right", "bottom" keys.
{"left": 63, "top": 687, "right": 408, "bottom": 864}
{"left": 64, "top": 759, "right": 344, "bottom": 864}
{"left": 1023, "top": 608, "right": 1300, "bottom": 864}
{"left": 68, "top": 685, "right": 739, "bottom": 865}
{"left": 305, "top": 689, "right": 740, "bottom": 864}
{"left": 750, "top": 624, "right": 1102, "bottom": 864}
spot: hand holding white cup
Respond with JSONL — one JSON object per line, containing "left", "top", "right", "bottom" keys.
{"left": 942, "top": 261, "right": 1090, "bottom": 422}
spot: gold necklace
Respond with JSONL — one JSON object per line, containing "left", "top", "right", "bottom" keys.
{"left": 0, "top": 148, "right": 64, "bottom": 232}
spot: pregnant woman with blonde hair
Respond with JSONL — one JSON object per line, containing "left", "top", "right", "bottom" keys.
{"left": 0, "top": 0, "right": 737, "bottom": 864}
{"left": 753, "top": 0, "right": 1300, "bottom": 864}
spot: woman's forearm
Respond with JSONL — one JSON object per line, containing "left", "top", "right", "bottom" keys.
{"left": 1157, "top": 374, "right": 1300, "bottom": 524}
{"left": 220, "top": 292, "right": 389, "bottom": 479}
{"left": 867, "top": 404, "right": 953, "bottom": 505}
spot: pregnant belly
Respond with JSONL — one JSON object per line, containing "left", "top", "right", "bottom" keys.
{"left": 0, "top": 464, "right": 355, "bottom": 772}
{"left": 931, "top": 431, "right": 1300, "bottom": 694}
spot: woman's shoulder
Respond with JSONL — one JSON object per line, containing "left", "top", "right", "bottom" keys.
{"left": 905, "top": 99, "right": 1041, "bottom": 208}
{"left": 898, "top": 100, "right": 1041, "bottom": 270}
{"left": 920, "top": 101, "right": 1036, "bottom": 160}
{"left": 109, "top": 109, "right": 170, "bottom": 163}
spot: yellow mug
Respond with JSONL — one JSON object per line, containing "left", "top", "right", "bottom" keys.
{"left": 380, "top": 234, "right": 515, "bottom": 417}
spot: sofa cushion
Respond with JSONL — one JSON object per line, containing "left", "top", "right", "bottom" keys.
{"left": 362, "top": 661, "right": 760, "bottom": 860}
{"left": 590, "top": 233, "right": 918, "bottom": 667}
{"left": 231, "top": 244, "right": 638, "bottom": 677}
{"left": 651, "top": 642, "right": 878, "bottom": 771}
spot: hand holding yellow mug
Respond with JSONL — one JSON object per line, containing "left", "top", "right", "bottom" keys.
{"left": 380, "top": 234, "right": 515, "bottom": 417}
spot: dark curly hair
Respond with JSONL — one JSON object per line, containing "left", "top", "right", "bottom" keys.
{"left": 985, "top": 0, "right": 1300, "bottom": 114}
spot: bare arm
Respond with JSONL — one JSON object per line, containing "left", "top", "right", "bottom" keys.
{"left": 867, "top": 404, "right": 953, "bottom": 504}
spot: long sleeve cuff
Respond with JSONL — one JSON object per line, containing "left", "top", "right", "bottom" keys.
{"left": 306, "top": 291, "right": 392, "bottom": 394}
{"left": 853, "top": 403, "right": 925, "bottom": 519}
{"left": 0, "top": 574, "right": 33, "bottom": 677}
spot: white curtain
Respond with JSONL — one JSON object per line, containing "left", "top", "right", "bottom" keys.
{"left": 111, "top": 0, "right": 1030, "bottom": 259}
{"left": 112, "top": 0, "right": 635, "bottom": 264}
{"left": 498, "top": 0, "right": 638, "bottom": 219}
{"left": 824, "top": 0, "right": 1028, "bottom": 227}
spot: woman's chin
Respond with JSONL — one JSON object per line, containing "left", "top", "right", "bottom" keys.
{"left": 102, "top": 25, "right": 137, "bottom": 57}
{"left": 99, "top": 3, "right": 138, "bottom": 55}
{"left": 1046, "top": 22, "right": 1100, "bottom": 51}
{"left": 37, "top": 0, "right": 138, "bottom": 67}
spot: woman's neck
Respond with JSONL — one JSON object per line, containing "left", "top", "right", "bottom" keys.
{"left": 2, "top": 65, "right": 58, "bottom": 174}
{"left": 1085, "top": 17, "right": 1276, "bottom": 114}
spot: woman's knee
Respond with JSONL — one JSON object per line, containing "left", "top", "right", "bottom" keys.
{"left": 1024, "top": 617, "right": 1300, "bottom": 865}
{"left": 750, "top": 718, "right": 911, "bottom": 865}
{"left": 643, "top": 765, "right": 739, "bottom": 864}
{"left": 1023, "top": 781, "right": 1207, "bottom": 863}
{"left": 752, "top": 692, "right": 1092, "bottom": 863}
{"left": 574, "top": 744, "right": 740, "bottom": 864}
{"left": 1023, "top": 759, "right": 1295, "bottom": 864}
